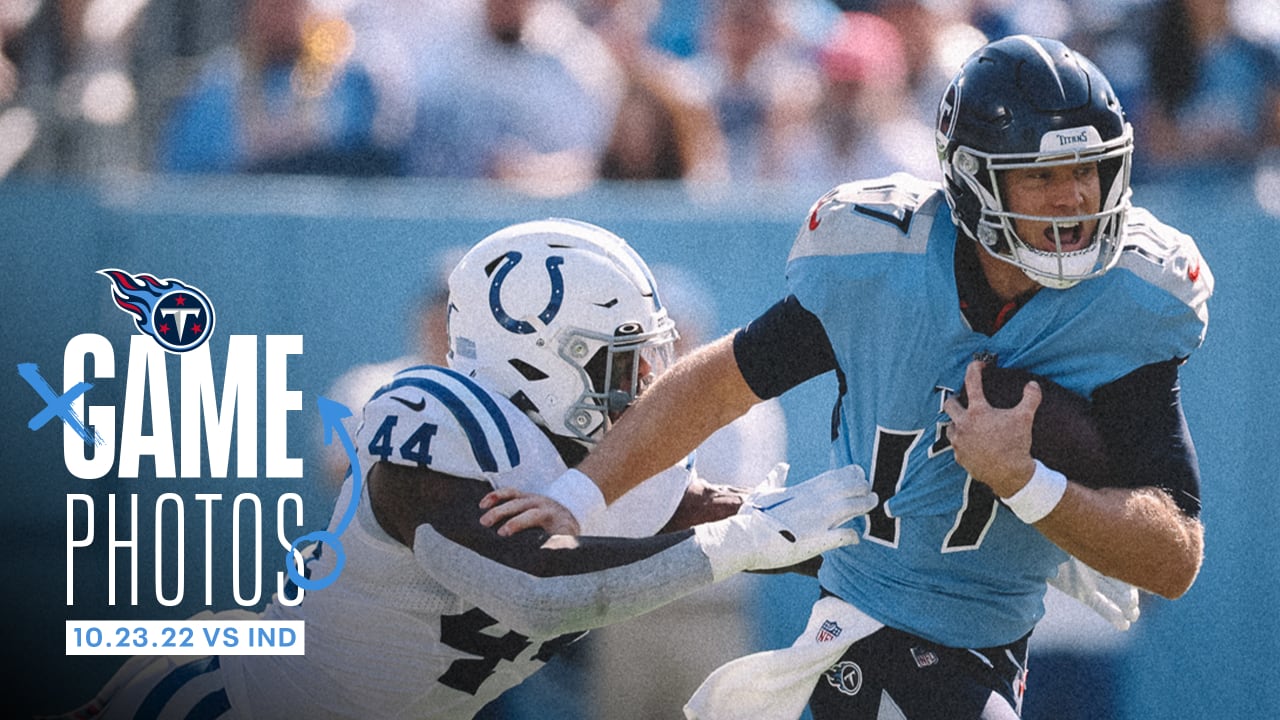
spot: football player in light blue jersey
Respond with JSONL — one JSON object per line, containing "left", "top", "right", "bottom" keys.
{"left": 487, "top": 36, "right": 1212, "bottom": 719}
{"left": 47, "top": 220, "right": 877, "bottom": 720}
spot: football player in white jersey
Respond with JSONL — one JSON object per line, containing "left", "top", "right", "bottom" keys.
{"left": 49, "top": 219, "right": 877, "bottom": 720}
{"left": 486, "top": 37, "right": 1212, "bottom": 719}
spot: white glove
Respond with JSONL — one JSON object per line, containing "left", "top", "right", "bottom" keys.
{"left": 1047, "top": 556, "right": 1141, "bottom": 631}
{"left": 694, "top": 465, "right": 877, "bottom": 581}
{"left": 741, "top": 462, "right": 790, "bottom": 506}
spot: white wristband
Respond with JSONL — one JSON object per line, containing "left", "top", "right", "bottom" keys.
{"left": 1004, "top": 461, "right": 1068, "bottom": 524}
{"left": 544, "top": 469, "right": 607, "bottom": 530}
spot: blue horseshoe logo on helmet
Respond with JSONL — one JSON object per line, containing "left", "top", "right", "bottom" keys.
{"left": 489, "top": 251, "right": 565, "bottom": 334}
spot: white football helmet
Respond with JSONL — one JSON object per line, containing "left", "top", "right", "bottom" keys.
{"left": 446, "top": 219, "right": 678, "bottom": 445}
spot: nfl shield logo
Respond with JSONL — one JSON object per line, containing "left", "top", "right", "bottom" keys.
{"left": 816, "top": 620, "right": 842, "bottom": 643}
{"left": 911, "top": 646, "right": 940, "bottom": 668}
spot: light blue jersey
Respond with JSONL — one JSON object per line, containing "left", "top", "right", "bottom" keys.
{"left": 787, "top": 174, "right": 1212, "bottom": 647}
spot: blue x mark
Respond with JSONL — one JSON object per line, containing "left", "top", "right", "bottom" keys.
{"left": 18, "top": 363, "right": 96, "bottom": 444}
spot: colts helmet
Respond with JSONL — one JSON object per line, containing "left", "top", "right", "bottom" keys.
{"left": 936, "top": 35, "right": 1133, "bottom": 289}
{"left": 446, "top": 219, "right": 677, "bottom": 445}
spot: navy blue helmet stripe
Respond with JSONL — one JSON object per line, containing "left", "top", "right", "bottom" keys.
{"left": 372, "top": 377, "right": 499, "bottom": 472}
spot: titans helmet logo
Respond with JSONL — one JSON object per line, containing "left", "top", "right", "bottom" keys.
{"left": 98, "top": 269, "right": 216, "bottom": 353}
{"left": 937, "top": 80, "right": 960, "bottom": 140}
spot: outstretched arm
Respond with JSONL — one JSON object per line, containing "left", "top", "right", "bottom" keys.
{"left": 584, "top": 334, "right": 761, "bottom": 504}
{"left": 482, "top": 295, "right": 838, "bottom": 536}
{"left": 482, "top": 334, "right": 762, "bottom": 535}
{"left": 372, "top": 460, "right": 874, "bottom": 638}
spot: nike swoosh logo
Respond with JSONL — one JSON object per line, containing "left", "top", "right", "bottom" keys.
{"left": 391, "top": 396, "right": 426, "bottom": 412}
{"left": 757, "top": 497, "right": 794, "bottom": 512}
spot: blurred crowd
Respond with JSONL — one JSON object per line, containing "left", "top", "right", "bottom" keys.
{"left": 3, "top": 0, "right": 1280, "bottom": 192}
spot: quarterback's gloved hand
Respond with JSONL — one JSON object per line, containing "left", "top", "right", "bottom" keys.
{"left": 1048, "top": 556, "right": 1141, "bottom": 631}
{"left": 694, "top": 465, "right": 877, "bottom": 582}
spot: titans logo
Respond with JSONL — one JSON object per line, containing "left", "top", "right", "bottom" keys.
{"left": 99, "top": 269, "right": 216, "bottom": 353}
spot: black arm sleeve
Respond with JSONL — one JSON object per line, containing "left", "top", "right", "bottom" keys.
{"left": 400, "top": 469, "right": 694, "bottom": 576}
{"left": 732, "top": 295, "right": 837, "bottom": 399}
{"left": 383, "top": 467, "right": 719, "bottom": 638}
{"left": 1091, "top": 359, "right": 1202, "bottom": 518}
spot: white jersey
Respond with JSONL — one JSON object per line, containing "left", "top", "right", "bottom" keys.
{"left": 58, "top": 365, "right": 708, "bottom": 720}
{"left": 221, "top": 364, "right": 694, "bottom": 719}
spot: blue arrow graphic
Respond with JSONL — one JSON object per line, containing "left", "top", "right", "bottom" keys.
{"left": 284, "top": 396, "right": 363, "bottom": 592}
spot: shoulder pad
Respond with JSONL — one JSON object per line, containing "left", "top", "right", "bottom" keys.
{"left": 790, "top": 173, "right": 945, "bottom": 262}
{"left": 1116, "top": 208, "right": 1213, "bottom": 322}
{"left": 354, "top": 365, "right": 564, "bottom": 488}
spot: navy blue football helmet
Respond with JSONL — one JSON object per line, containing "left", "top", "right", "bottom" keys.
{"left": 936, "top": 35, "right": 1133, "bottom": 288}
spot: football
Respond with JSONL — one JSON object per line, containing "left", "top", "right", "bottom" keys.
{"left": 956, "top": 365, "right": 1112, "bottom": 489}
